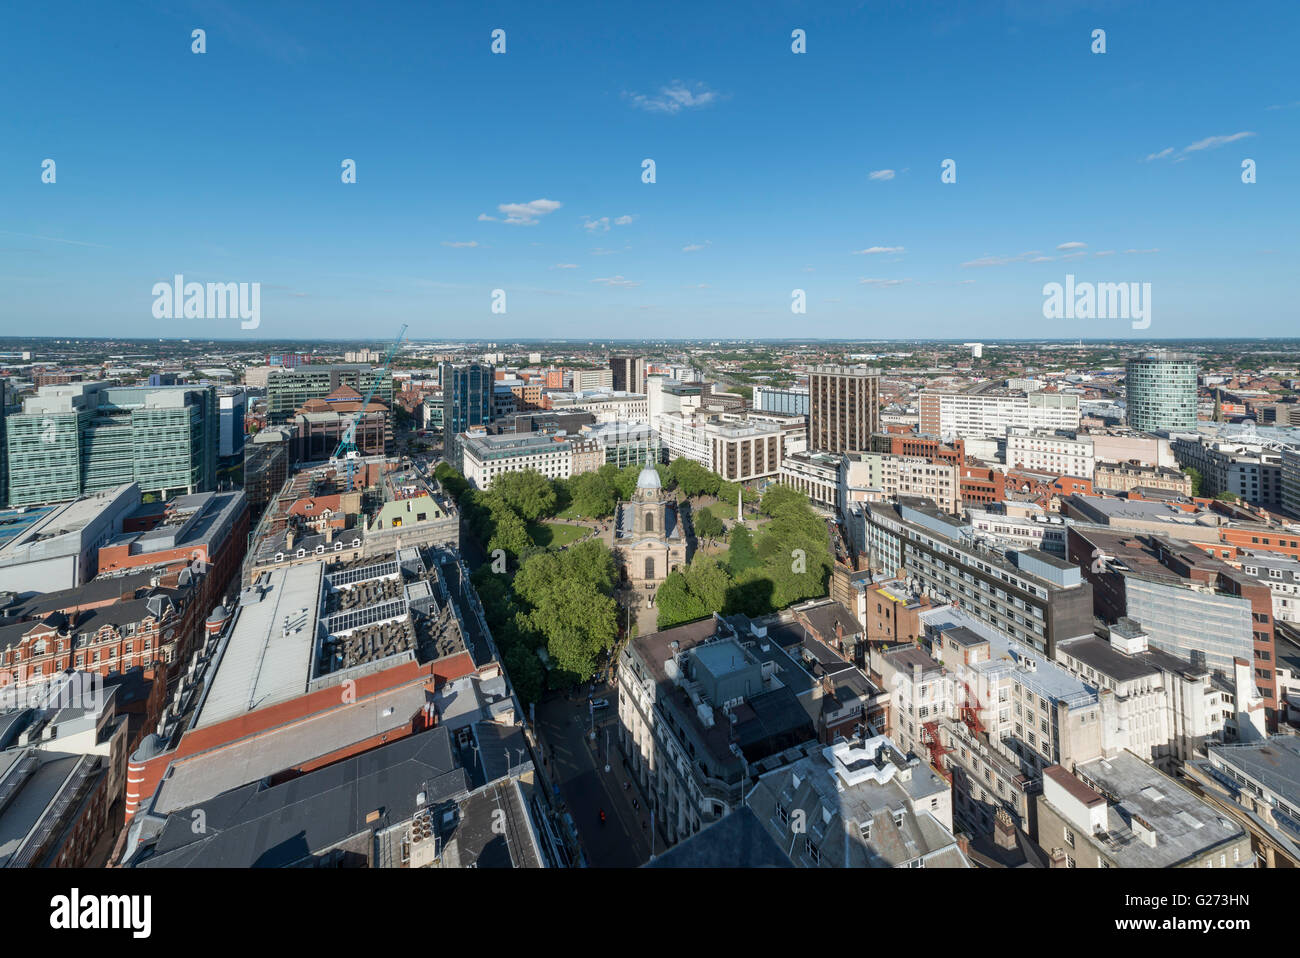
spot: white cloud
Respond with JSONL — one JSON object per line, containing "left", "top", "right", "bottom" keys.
{"left": 1057, "top": 241, "right": 1087, "bottom": 251}
{"left": 1061, "top": 251, "right": 1088, "bottom": 260}
{"left": 1184, "top": 131, "right": 1255, "bottom": 153}
{"left": 1028, "top": 256, "right": 1055, "bottom": 263}
{"left": 1124, "top": 248, "right": 1160, "bottom": 254}
{"left": 613, "top": 215, "right": 635, "bottom": 226}
{"left": 625, "top": 81, "right": 720, "bottom": 114}
{"left": 482, "top": 198, "right": 562, "bottom": 226}
{"left": 1094, "top": 250, "right": 1116, "bottom": 257}
{"left": 442, "top": 240, "right": 479, "bottom": 248}
{"left": 684, "top": 283, "right": 711, "bottom": 289}
{"left": 868, "top": 169, "right": 896, "bottom": 181}
{"left": 551, "top": 263, "right": 579, "bottom": 270}
{"left": 583, "top": 217, "right": 610, "bottom": 232}
{"left": 1266, "top": 101, "right": 1300, "bottom": 111}
{"left": 853, "top": 246, "right": 905, "bottom": 255}
{"left": 961, "top": 251, "right": 1041, "bottom": 268}
{"left": 859, "top": 277, "right": 911, "bottom": 287}
{"left": 1144, "top": 132, "right": 1255, "bottom": 162}
{"left": 682, "top": 241, "right": 711, "bottom": 252}
{"left": 591, "top": 275, "right": 640, "bottom": 287}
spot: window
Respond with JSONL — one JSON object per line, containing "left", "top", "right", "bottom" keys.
{"left": 1064, "top": 825, "right": 1075, "bottom": 848}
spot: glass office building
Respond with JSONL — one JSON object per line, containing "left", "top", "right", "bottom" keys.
{"left": 1125, "top": 351, "right": 1197, "bottom": 433}
{"left": 5, "top": 383, "right": 217, "bottom": 506}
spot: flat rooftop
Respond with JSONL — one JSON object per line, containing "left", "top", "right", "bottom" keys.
{"left": 194, "top": 562, "right": 323, "bottom": 729}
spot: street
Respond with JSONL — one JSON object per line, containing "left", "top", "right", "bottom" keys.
{"left": 534, "top": 687, "right": 663, "bottom": 867}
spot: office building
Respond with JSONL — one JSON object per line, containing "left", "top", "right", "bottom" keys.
{"left": 1125, "top": 351, "right": 1198, "bottom": 433}
{"left": 1172, "top": 436, "right": 1286, "bottom": 508}
{"left": 440, "top": 362, "right": 495, "bottom": 439}
{"left": 1036, "top": 752, "right": 1252, "bottom": 868}
{"left": 581, "top": 421, "right": 660, "bottom": 468}
{"left": 1070, "top": 526, "right": 1277, "bottom": 722}
{"left": 1184, "top": 735, "right": 1300, "bottom": 868}
{"left": 0, "top": 483, "right": 140, "bottom": 593}
{"left": 657, "top": 413, "right": 783, "bottom": 482}
{"left": 617, "top": 614, "right": 818, "bottom": 845}
{"left": 744, "top": 735, "right": 969, "bottom": 868}
{"left": 753, "top": 384, "right": 810, "bottom": 417}
{"left": 6, "top": 383, "right": 218, "bottom": 506}
{"left": 217, "top": 387, "right": 247, "bottom": 459}
{"left": 808, "top": 365, "right": 880, "bottom": 454}
{"left": 919, "top": 385, "right": 1080, "bottom": 441}
{"left": 460, "top": 431, "right": 602, "bottom": 490}
{"left": 610, "top": 355, "right": 647, "bottom": 395}
{"left": 1006, "top": 428, "right": 1095, "bottom": 480}
{"left": 265, "top": 364, "right": 395, "bottom": 425}
{"left": 850, "top": 499, "right": 1095, "bottom": 657}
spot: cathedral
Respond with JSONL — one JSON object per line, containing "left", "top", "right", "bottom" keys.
{"left": 609, "top": 466, "right": 689, "bottom": 602}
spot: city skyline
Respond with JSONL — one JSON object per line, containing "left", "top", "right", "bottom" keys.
{"left": 3, "top": 0, "right": 1297, "bottom": 340}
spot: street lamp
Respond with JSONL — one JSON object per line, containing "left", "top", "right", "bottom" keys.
{"left": 604, "top": 726, "right": 610, "bottom": 773}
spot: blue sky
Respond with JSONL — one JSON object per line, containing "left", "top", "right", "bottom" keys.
{"left": 2, "top": 0, "right": 1297, "bottom": 341}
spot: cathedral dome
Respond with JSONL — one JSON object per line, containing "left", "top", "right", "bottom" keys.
{"left": 636, "top": 466, "right": 662, "bottom": 491}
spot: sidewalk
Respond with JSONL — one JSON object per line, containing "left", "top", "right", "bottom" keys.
{"left": 586, "top": 719, "right": 663, "bottom": 861}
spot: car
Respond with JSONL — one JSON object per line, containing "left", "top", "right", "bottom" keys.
{"left": 590, "top": 698, "right": 610, "bottom": 710}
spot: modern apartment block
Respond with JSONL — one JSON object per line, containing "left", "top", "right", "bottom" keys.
{"left": 265, "top": 364, "right": 395, "bottom": 425}
{"left": 609, "top": 354, "right": 647, "bottom": 395}
{"left": 6, "top": 383, "right": 217, "bottom": 506}
{"left": 1125, "top": 351, "right": 1198, "bottom": 433}
{"left": 919, "top": 385, "right": 1080, "bottom": 441}
{"left": 1006, "top": 427, "right": 1095, "bottom": 480}
{"left": 753, "top": 384, "right": 810, "bottom": 416}
{"left": 460, "top": 431, "right": 603, "bottom": 489}
{"left": 852, "top": 499, "right": 1095, "bottom": 656}
{"left": 808, "top": 365, "right": 880, "bottom": 454}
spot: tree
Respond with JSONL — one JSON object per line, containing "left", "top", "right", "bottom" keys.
{"left": 493, "top": 469, "right": 558, "bottom": 521}
{"left": 1185, "top": 466, "right": 1203, "bottom": 497}
{"left": 434, "top": 462, "right": 470, "bottom": 502}
{"left": 655, "top": 570, "right": 709, "bottom": 630}
{"left": 727, "top": 524, "right": 761, "bottom": 575}
{"left": 568, "top": 471, "right": 616, "bottom": 518}
{"left": 1215, "top": 491, "right": 1240, "bottom": 502}
{"left": 610, "top": 464, "right": 642, "bottom": 500}
{"left": 693, "top": 506, "right": 724, "bottom": 542}
{"left": 513, "top": 542, "right": 620, "bottom": 680}
{"left": 669, "top": 458, "right": 720, "bottom": 498}
{"left": 683, "top": 556, "right": 729, "bottom": 612}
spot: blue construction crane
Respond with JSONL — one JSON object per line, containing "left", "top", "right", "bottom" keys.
{"left": 333, "top": 322, "right": 408, "bottom": 490}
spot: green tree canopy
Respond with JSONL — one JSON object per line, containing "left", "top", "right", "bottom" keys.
{"left": 693, "top": 506, "right": 724, "bottom": 541}
{"left": 493, "top": 469, "right": 558, "bottom": 521}
{"left": 568, "top": 470, "right": 617, "bottom": 518}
